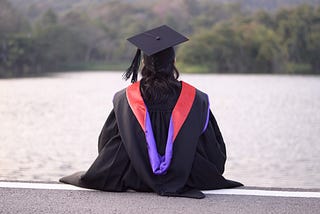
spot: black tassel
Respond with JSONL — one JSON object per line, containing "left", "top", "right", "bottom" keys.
{"left": 123, "top": 49, "right": 141, "bottom": 83}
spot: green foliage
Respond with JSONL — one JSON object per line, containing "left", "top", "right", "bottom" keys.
{"left": 273, "top": 5, "right": 320, "bottom": 73}
{"left": 179, "top": 4, "right": 320, "bottom": 73}
{"left": 1, "top": 0, "right": 320, "bottom": 77}
{"left": 178, "top": 21, "right": 285, "bottom": 73}
{"left": 8, "top": 0, "right": 320, "bottom": 14}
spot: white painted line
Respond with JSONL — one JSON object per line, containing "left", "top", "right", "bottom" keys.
{"left": 0, "top": 182, "right": 320, "bottom": 198}
{"left": 0, "top": 182, "right": 94, "bottom": 191}
{"left": 203, "top": 189, "right": 320, "bottom": 198}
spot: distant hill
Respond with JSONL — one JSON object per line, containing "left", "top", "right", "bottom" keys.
{"left": 8, "top": 0, "right": 104, "bottom": 13}
{"left": 217, "top": 0, "right": 320, "bottom": 11}
{"left": 8, "top": 0, "right": 320, "bottom": 17}
{"left": 7, "top": 0, "right": 104, "bottom": 20}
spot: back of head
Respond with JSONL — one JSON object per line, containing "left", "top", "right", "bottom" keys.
{"left": 124, "top": 25, "right": 188, "bottom": 104}
{"left": 143, "top": 47, "right": 175, "bottom": 74}
{"left": 140, "top": 47, "right": 180, "bottom": 104}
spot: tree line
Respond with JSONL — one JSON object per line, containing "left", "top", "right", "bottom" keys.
{"left": 1, "top": 0, "right": 320, "bottom": 77}
{"left": 178, "top": 4, "right": 320, "bottom": 73}
{"left": 9, "top": 0, "right": 320, "bottom": 14}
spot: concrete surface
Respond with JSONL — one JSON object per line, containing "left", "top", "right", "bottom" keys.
{"left": 0, "top": 181, "right": 319, "bottom": 214}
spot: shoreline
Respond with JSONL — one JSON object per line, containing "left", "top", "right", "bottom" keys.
{"left": 1, "top": 70, "right": 320, "bottom": 79}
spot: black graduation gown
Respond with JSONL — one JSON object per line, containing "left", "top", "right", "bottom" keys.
{"left": 60, "top": 81, "right": 242, "bottom": 199}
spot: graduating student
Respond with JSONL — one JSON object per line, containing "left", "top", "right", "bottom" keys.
{"left": 60, "top": 25, "right": 243, "bottom": 199}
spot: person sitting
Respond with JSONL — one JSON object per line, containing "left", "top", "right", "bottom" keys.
{"left": 60, "top": 25, "right": 243, "bottom": 199}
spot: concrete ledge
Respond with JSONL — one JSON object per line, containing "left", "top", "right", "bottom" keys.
{"left": 1, "top": 181, "right": 320, "bottom": 214}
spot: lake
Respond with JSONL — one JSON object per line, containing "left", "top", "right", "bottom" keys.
{"left": 0, "top": 71, "right": 319, "bottom": 189}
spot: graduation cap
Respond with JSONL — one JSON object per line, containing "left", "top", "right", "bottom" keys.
{"left": 124, "top": 25, "right": 189, "bottom": 83}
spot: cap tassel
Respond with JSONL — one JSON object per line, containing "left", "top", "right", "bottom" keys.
{"left": 123, "top": 49, "right": 141, "bottom": 83}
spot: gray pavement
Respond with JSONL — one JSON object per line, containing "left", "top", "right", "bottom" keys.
{"left": 0, "top": 182, "right": 319, "bottom": 214}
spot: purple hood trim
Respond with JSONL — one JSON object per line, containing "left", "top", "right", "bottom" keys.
{"left": 202, "top": 95, "right": 210, "bottom": 134}
{"left": 145, "top": 110, "right": 174, "bottom": 175}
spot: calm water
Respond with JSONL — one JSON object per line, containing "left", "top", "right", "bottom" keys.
{"left": 1, "top": 71, "right": 320, "bottom": 188}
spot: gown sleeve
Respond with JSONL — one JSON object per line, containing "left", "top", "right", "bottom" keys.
{"left": 60, "top": 109, "right": 131, "bottom": 191}
{"left": 187, "top": 110, "right": 242, "bottom": 190}
{"left": 197, "top": 110, "right": 227, "bottom": 174}
{"left": 60, "top": 108, "right": 154, "bottom": 192}
{"left": 98, "top": 109, "right": 119, "bottom": 153}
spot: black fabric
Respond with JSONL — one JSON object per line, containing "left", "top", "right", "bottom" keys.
{"left": 59, "top": 83, "right": 243, "bottom": 198}
{"left": 127, "top": 25, "right": 188, "bottom": 56}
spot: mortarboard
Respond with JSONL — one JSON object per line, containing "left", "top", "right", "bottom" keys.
{"left": 124, "top": 25, "right": 189, "bottom": 83}
{"left": 127, "top": 25, "right": 189, "bottom": 56}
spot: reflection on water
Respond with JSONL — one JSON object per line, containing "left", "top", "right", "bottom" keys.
{"left": 1, "top": 71, "right": 320, "bottom": 188}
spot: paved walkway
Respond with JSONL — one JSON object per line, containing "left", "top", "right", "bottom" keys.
{"left": 1, "top": 181, "right": 319, "bottom": 214}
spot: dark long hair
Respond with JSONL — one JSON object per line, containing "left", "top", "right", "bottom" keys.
{"left": 140, "top": 48, "right": 181, "bottom": 104}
